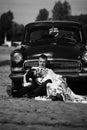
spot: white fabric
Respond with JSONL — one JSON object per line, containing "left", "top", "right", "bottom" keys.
{"left": 23, "top": 67, "right": 87, "bottom": 103}
{"left": 39, "top": 68, "right": 87, "bottom": 103}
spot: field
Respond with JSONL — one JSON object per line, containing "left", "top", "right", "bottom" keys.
{"left": 0, "top": 46, "right": 87, "bottom": 130}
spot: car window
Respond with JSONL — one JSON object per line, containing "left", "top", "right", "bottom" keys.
{"left": 57, "top": 30, "right": 80, "bottom": 44}
{"left": 24, "top": 26, "right": 81, "bottom": 46}
{"left": 30, "top": 30, "right": 49, "bottom": 41}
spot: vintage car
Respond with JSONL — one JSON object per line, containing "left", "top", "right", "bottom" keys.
{"left": 8, "top": 21, "right": 87, "bottom": 96}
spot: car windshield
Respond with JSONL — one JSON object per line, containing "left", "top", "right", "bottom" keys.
{"left": 24, "top": 26, "right": 82, "bottom": 46}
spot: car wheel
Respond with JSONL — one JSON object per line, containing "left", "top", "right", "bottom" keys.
{"left": 7, "top": 81, "right": 22, "bottom": 97}
{"left": 12, "top": 81, "right": 22, "bottom": 89}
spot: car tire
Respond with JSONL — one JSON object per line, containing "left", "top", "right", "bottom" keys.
{"left": 7, "top": 81, "right": 22, "bottom": 97}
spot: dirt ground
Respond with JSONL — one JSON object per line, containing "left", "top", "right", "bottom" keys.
{"left": 0, "top": 46, "right": 87, "bottom": 130}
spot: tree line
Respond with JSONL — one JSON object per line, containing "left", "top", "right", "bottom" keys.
{"left": 0, "top": 10, "right": 24, "bottom": 46}
{"left": 0, "top": 0, "right": 87, "bottom": 46}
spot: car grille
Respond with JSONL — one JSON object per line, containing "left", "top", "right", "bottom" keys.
{"left": 50, "top": 60, "right": 81, "bottom": 72}
{"left": 23, "top": 59, "right": 81, "bottom": 73}
{"left": 23, "top": 60, "right": 38, "bottom": 70}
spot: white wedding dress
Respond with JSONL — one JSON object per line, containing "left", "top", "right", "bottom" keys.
{"left": 23, "top": 67, "right": 87, "bottom": 103}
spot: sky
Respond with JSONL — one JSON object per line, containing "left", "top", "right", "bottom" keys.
{"left": 0, "top": 0, "right": 87, "bottom": 25}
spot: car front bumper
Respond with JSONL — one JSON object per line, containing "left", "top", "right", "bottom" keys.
{"left": 9, "top": 72, "right": 87, "bottom": 82}
{"left": 9, "top": 73, "right": 24, "bottom": 82}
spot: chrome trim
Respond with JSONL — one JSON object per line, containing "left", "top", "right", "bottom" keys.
{"left": 24, "top": 58, "right": 81, "bottom": 62}
{"left": 83, "top": 68, "right": 87, "bottom": 71}
{"left": 54, "top": 69, "right": 80, "bottom": 73}
{"left": 11, "top": 67, "right": 23, "bottom": 72}
{"left": 79, "top": 73, "right": 87, "bottom": 77}
{"left": 9, "top": 73, "right": 24, "bottom": 80}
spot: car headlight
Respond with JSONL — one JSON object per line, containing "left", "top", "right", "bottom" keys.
{"left": 11, "top": 52, "right": 23, "bottom": 63}
{"left": 82, "top": 52, "right": 87, "bottom": 63}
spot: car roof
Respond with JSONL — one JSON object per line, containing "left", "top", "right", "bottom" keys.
{"left": 25, "top": 20, "right": 82, "bottom": 29}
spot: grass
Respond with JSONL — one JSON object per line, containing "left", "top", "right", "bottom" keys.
{"left": 0, "top": 46, "right": 15, "bottom": 55}
{"left": 0, "top": 46, "right": 15, "bottom": 63}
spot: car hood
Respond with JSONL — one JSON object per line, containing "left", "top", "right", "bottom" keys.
{"left": 22, "top": 43, "right": 84, "bottom": 61}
